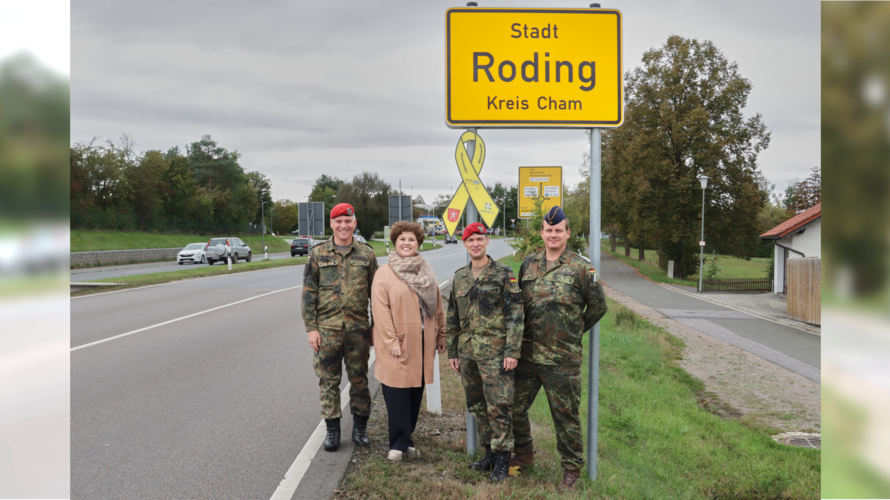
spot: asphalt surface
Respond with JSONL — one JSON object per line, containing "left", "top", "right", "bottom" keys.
{"left": 70, "top": 250, "right": 297, "bottom": 282}
{"left": 70, "top": 240, "right": 514, "bottom": 500}
{"left": 600, "top": 252, "right": 821, "bottom": 383}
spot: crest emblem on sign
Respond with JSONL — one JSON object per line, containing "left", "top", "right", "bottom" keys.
{"left": 447, "top": 208, "right": 461, "bottom": 222}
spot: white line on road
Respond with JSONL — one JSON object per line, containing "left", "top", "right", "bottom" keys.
{"left": 70, "top": 285, "right": 302, "bottom": 351}
{"left": 270, "top": 348, "right": 377, "bottom": 500}
{"left": 271, "top": 280, "right": 450, "bottom": 500}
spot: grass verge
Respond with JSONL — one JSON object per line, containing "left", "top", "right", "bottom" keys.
{"left": 72, "top": 257, "right": 309, "bottom": 296}
{"left": 600, "top": 242, "right": 770, "bottom": 286}
{"left": 335, "top": 275, "right": 819, "bottom": 498}
{"left": 71, "top": 230, "right": 293, "bottom": 253}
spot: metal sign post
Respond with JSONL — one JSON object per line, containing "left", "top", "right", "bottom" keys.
{"left": 463, "top": 127, "right": 479, "bottom": 455}
{"left": 587, "top": 127, "right": 602, "bottom": 481}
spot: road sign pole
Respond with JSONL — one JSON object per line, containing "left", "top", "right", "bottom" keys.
{"left": 464, "top": 127, "right": 479, "bottom": 456}
{"left": 587, "top": 127, "right": 602, "bottom": 481}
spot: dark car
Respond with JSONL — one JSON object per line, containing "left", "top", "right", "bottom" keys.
{"left": 444, "top": 234, "right": 459, "bottom": 245}
{"left": 291, "top": 238, "right": 314, "bottom": 257}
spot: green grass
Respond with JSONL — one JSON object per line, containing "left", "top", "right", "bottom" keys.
{"left": 598, "top": 242, "right": 769, "bottom": 287}
{"left": 336, "top": 261, "right": 820, "bottom": 499}
{"left": 71, "top": 230, "right": 293, "bottom": 253}
{"left": 73, "top": 256, "right": 309, "bottom": 295}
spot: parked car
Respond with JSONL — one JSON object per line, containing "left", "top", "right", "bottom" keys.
{"left": 205, "top": 237, "right": 252, "bottom": 265}
{"left": 353, "top": 234, "right": 367, "bottom": 245}
{"left": 291, "top": 237, "right": 315, "bottom": 257}
{"left": 177, "top": 243, "right": 206, "bottom": 265}
{"left": 444, "top": 234, "right": 459, "bottom": 245}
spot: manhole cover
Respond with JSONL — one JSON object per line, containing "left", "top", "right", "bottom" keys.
{"left": 772, "top": 432, "right": 821, "bottom": 449}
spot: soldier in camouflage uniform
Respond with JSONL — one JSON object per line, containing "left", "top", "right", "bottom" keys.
{"left": 511, "top": 206, "right": 607, "bottom": 489}
{"left": 302, "top": 203, "right": 379, "bottom": 452}
{"left": 446, "top": 222, "right": 524, "bottom": 483}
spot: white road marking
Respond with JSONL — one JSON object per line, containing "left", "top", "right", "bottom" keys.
{"left": 270, "top": 348, "right": 377, "bottom": 500}
{"left": 70, "top": 285, "right": 302, "bottom": 351}
{"left": 271, "top": 280, "right": 450, "bottom": 499}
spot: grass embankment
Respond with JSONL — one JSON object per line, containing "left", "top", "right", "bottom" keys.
{"left": 72, "top": 257, "right": 309, "bottom": 296}
{"left": 336, "top": 256, "right": 819, "bottom": 499}
{"left": 600, "top": 241, "right": 770, "bottom": 287}
{"left": 71, "top": 230, "right": 293, "bottom": 253}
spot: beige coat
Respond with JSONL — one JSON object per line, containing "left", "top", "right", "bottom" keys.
{"left": 371, "top": 263, "right": 446, "bottom": 388}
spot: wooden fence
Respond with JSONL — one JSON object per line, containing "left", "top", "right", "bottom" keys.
{"left": 787, "top": 257, "right": 821, "bottom": 325}
{"left": 699, "top": 277, "right": 773, "bottom": 293}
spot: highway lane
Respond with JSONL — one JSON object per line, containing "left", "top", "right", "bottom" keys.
{"left": 70, "top": 251, "right": 296, "bottom": 282}
{"left": 71, "top": 240, "right": 514, "bottom": 499}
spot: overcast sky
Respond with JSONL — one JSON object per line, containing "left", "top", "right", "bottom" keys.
{"left": 71, "top": 0, "right": 819, "bottom": 207}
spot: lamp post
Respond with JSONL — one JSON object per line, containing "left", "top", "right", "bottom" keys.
{"left": 261, "top": 201, "right": 273, "bottom": 258}
{"left": 698, "top": 175, "right": 709, "bottom": 293}
{"left": 270, "top": 207, "right": 274, "bottom": 236}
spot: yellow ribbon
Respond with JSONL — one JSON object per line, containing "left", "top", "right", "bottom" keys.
{"left": 443, "top": 131, "right": 500, "bottom": 237}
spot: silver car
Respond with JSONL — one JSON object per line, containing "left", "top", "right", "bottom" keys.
{"left": 177, "top": 243, "right": 206, "bottom": 265}
{"left": 205, "top": 237, "right": 252, "bottom": 265}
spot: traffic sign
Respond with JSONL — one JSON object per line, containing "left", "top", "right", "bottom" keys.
{"left": 518, "top": 166, "right": 562, "bottom": 219}
{"left": 445, "top": 7, "right": 623, "bottom": 128}
{"left": 443, "top": 131, "right": 500, "bottom": 236}
{"left": 510, "top": 218, "right": 515, "bottom": 223}
{"left": 699, "top": 240, "right": 706, "bottom": 247}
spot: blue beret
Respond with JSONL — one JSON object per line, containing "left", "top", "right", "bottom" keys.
{"left": 544, "top": 205, "right": 566, "bottom": 226}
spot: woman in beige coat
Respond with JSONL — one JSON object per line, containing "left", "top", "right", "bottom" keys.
{"left": 371, "top": 221, "right": 446, "bottom": 462}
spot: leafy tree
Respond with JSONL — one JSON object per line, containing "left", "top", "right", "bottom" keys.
{"left": 159, "top": 149, "right": 197, "bottom": 220}
{"left": 309, "top": 174, "right": 344, "bottom": 202}
{"left": 268, "top": 199, "right": 299, "bottom": 234}
{"left": 335, "top": 172, "right": 392, "bottom": 239}
{"left": 790, "top": 167, "right": 821, "bottom": 213}
{"left": 246, "top": 170, "right": 273, "bottom": 222}
{"left": 187, "top": 135, "right": 243, "bottom": 191}
{"left": 125, "top": 149, "right": 169, "bottom": 221}
{"left": 603, "top": 36, "right": 770, "bottom": 278}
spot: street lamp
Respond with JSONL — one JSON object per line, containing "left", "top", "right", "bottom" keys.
{"left": 261, "top": 200, "right": 273, "bottom": 257}
{"left": 698, "top": 175, "right": 709, "bottom": 293}
{"left": 270, "top": 207, "right": 274, "bottom": 236}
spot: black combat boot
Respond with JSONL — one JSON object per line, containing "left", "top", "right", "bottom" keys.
{"left": 352, "top": 415, "right": 370, "bottom": 446}
{"left": 323, "top": 418, "right": 341, "bottom": 452}
{"left": 489, "top": 451, "right": 511, "bottom": 483}
{"left": 468, "top": 446, "right": 495, "bottom": 471}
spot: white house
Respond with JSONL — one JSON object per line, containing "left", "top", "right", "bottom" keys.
{"left": 759, "top": 203, "right": 821, "bottom": 294}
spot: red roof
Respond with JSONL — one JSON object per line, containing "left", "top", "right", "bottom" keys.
{"left": 760, "top": 203, "right": 821, "bottom": 239}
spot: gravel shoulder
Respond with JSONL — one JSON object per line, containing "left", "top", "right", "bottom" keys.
{"left": 604, "top": 283, "right": 821, "bottom": 433}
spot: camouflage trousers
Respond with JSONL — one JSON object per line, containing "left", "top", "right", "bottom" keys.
{"left": 460, "top": 357, "right": 515, "bottom": 452}
{"left": 512, "top": 361, "right": 584, "bottom": 471}
{"left": 313, "top": 327, "right": 371, "bottom": 420}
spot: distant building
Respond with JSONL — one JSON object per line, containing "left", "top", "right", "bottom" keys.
{"left": 759, "top": 203, "right": 821, "bottom": 294}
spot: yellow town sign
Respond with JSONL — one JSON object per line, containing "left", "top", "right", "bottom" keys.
{"left": 446, "top": 7, "right": 623, "bottom": 128}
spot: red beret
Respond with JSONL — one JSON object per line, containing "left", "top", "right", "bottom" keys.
{"left": 330, "top": 203, "right": 355, "bottom": 219}
{"left": 462, "top": 222, "right": 488, "bottom": 240}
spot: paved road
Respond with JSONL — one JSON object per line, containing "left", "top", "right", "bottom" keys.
{"left": 70, "top": 249, "right": 298, "bottom": 282}
{"left": 600, "top": 253, "right": 821, "bottom": 383}
{"left": 70, "top": 240, "right": 514, "bottom": 500}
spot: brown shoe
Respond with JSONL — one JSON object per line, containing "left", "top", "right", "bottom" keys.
{"left": 509, "top": 450, "right": 534, "bottom": 470}
{"left": 558, "top": 469, "right": 581, "bottom": 490}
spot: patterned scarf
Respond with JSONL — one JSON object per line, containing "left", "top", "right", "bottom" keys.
{"left": 387, "top": 251, "right": 438, "bottom": 319}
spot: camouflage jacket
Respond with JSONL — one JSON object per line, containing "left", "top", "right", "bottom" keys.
{"left": 446, "top": 256, "right": 524, "bottom": 361}
{"left": 302, "top": 238, "right": 378, "bottom": 332}
{"left": 518, "top": 247, "right": 607, "bottom": 366}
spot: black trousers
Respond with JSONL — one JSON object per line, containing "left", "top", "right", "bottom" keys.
{"left": 381, "top": 381, "right": 424, "bottom": 452}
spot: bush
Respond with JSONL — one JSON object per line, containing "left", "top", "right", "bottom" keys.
{"left": 615, "top": 306, "right": 639, "bottom": 330}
